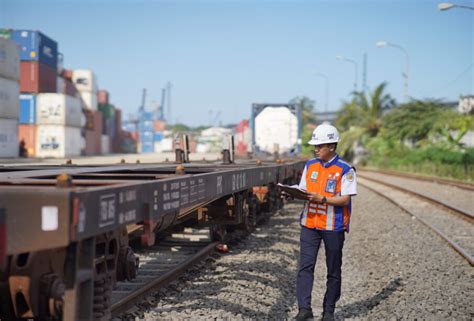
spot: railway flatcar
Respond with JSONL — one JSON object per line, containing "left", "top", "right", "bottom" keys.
{"left": 0, "top": 142, "right": 304, "bottom": 320}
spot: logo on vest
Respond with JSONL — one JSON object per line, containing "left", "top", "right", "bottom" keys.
{"left": 325, "top": 179, "right": 337, "bottom": 194}
{"left": 310, "top": 171, "right": 318, "bottom": 181}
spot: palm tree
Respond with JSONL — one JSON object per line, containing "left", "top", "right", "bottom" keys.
{"left": 352, "top": 82, "right": 396, "bottom": 136}
{"left": 335, "top": 82, "right": 395, "bottom": 160}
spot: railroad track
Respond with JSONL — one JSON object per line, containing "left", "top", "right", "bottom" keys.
{"left": 358, "top": 176, "right": 474, "bottom": 266}
{"left": 358, "top": 172, "right": 473, "bottom": 221}
{"left": 361, "top": 168, "right": 474, "bottom": 191}
{"left": 111, "top": 228, "right": 217, "bottom": 318}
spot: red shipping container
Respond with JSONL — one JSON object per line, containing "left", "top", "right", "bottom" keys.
{"left": 113, "top": 108, "right": 122, "bottom": 152}
{"left": 94, "top": 110, "right": 103, "bottom": 140}
{"left": 84, "top": 129, "right": 100, "bottom": 155}
{"left": 115, "top": 108, "right": 122, "bottom": 133}
{"left": 131, "top": 131, "right": 139, "bottom": 142}
{"left": 18, "top": 124, "right": 37, "bottom": 157}
{"left": 84, "top": 110, "right": 103, "bottom": 155}
{"left": 235, "top": 120, "right": 251, "bottom": 156}
{"left": 61, "top": 69, "right": 73, "bottom": 81}
{"left": 83, "top": 109, "right": 95, "bottom": 130}
{"left": 97, "top": 90, "right": 109, "bottom": 105}
{"left": 153, "top": 120, "right": 166, "bottom": 132}
{"left": 20, "top": 61, "right": 57, "bottom": 93}
{"left": 188, "top": 139, "right": 197, "bottom": 153}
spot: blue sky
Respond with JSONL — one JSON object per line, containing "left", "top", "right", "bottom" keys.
{"left": 1, "top": 0, "right": 472, "bottom": 126}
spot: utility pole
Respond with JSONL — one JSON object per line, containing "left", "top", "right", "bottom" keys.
{"left": 139, "top": 88, "right": 147, "bottom": 113}
{"left": 160, "top": 88, "right": 166, "bottom": 121}
{"left": 363, "top": 52, "right": 368, "bottom": 92}
{"left": 166, "top": 82, "right": 172, "bottom": 124}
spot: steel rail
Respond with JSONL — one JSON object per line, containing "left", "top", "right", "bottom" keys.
{"left": 358, "top": 174, "right": 474, "bottom": 221}
{"left": 360, "top": 168, "right": 474, "bottom": 191}
{"left": 359, "top": 182, "right": 474, "bottom": 266}
{"left": 110, "top": 241, "right": 218, "bottom": 317}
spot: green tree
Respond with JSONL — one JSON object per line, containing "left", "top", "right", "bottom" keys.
{"left": 335, "top": 82, "right": 395, "bottom": 159}
{"left": 169, "top": 123, "right": 191, "bottom": 133}
{"left": 289, "top": 96, "right": 317, "bottom": 157}
{"left": 382, "top": 99, "right": 474, "bottom": 149}
{"left": 289, "top": 96, "right": 317, "bottom": 125}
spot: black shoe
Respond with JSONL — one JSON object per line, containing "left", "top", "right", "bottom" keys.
{"left": 321, "top": 311, "right": 335, "bottom": 321}
{"left": 295, "top": 308, "right": 314, "bottom": 320}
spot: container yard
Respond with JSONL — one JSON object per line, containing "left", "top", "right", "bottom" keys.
{"left": 0, "top": 2, "right": 473, "bottom": 320}
{"left": 0, "top": 28, "right": 132, "bottom": 160}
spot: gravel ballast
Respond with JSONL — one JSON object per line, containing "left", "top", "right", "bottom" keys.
{"left": 131, "top": 186, "right": 472, "bottom": 320}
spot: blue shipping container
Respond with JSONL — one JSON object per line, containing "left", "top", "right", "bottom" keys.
{"left": 139, "top": 111, "right": 154, "bottom": 122}
{"left": 10, "top": 30, "right": 58, "bottom": 69}
{"left": 19, "top": 94, "right": 36, "bottom": 124}
{"left": 138, "top": 120, "right": 153, "bottom": 132}
{"left": 154, "top": 132, "right": 164, "bottom": 141}
{"left": 139, "top": 130, "right": 154, "bottom": 143}
{"left": 141, "top": 142, "right": 154, "bottom": 153}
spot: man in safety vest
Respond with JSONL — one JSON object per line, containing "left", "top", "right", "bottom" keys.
{"left": 294, "top": 123, "right": 357, "bottom": 321}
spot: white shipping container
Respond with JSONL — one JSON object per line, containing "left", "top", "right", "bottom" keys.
{"left": 36, "top": 125, "right": 82, "bottom": 158}
{"left": 0, "top": 118, "right": 19, "bottom": 158}
{"left": 255, "top": 107, "right": 298, "bottom": 154}
{"left": 0, "top": 38, "right": 20, "bottom": 81}
{"left": 160, "top": 137, "right": 174, "bottom": 152}
{"left": 72, "top": 69, "right": 98, "bottom": 92}
{"left": 101, "top": 135, "right": 110, "bottom": 154}
{"left": 80, "top": 91, "right": 98, "bottom": 110}
{"left": 37, "top": 93, "right": 84, "bottom": 127}
{"left": 154, "top": 141, "right": 163, "bottom": 153}
{"left": 0, "top": 77, "right": 20, "bottom": 119}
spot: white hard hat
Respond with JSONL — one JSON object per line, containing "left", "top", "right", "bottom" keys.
{"left": 308, "top": 124, "right": 340, "bottom": 145}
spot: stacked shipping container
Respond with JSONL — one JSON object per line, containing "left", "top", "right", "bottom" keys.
{"left": 0, "top": 37, "right": 20, "bottom": 157}
{"left": 4, "top": 29, "right": 88, "bottom": 158}
{"left": 35, "top": 94, "right": 84, "bottom": 157}
{"left": 1, "top": 27, "right": 129, "bottom": 158}
{"left": 71, "top": 69, "right": 105, "bottom": 155}
{"left": 138, "top": 112, "right": 154, "bottom": 153}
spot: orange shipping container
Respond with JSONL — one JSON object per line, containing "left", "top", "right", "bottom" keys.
{"left": 153, "top": 120, "right": 166, "bottom": 132}
{"left": 18, "top": 124, "right": 37, "bottom": 157}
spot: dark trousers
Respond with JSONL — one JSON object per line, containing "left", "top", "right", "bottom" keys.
{"left": 296, "top": 226, "right": 345, "bottom": 312}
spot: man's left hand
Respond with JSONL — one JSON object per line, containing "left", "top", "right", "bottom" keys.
{"left": 307, "top": 193, "right": 324, "bottom": 203}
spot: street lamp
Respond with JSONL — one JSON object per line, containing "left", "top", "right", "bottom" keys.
{"left": 376, "top": 41, "right": 410, "bottom": 101}
{"left": 438, "top": 2, "right": 474, "bottom": 10}
{"left": 336, "top": 55, "right": 358, "bottom": 92}
{"left": 313, "top": 72, "right": 330, "bottom": 112}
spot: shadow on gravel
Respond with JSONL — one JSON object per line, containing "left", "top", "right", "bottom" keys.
{"left": 337, "top": 277, "right": 403, "bottom": 319}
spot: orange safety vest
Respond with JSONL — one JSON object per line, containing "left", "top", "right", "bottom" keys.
{"left": 300, "top": 156, "right": 353, "bottom": 232}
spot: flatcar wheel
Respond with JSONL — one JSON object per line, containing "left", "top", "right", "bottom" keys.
{"left": 240, "top": 196, "right": 257, "bottom": 233}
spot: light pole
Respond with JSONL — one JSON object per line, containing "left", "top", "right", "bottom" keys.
{"left": 313, "top": 72, "right": 330, "bottom": 112}
{"left": 376, "top": 41, "right": 410, "bottom": 101}
{"left": 336, "top": 55, "right": 358, "bottom": 92}
{"left": 438, "top": 2, "right": 474, "bottom": 10}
